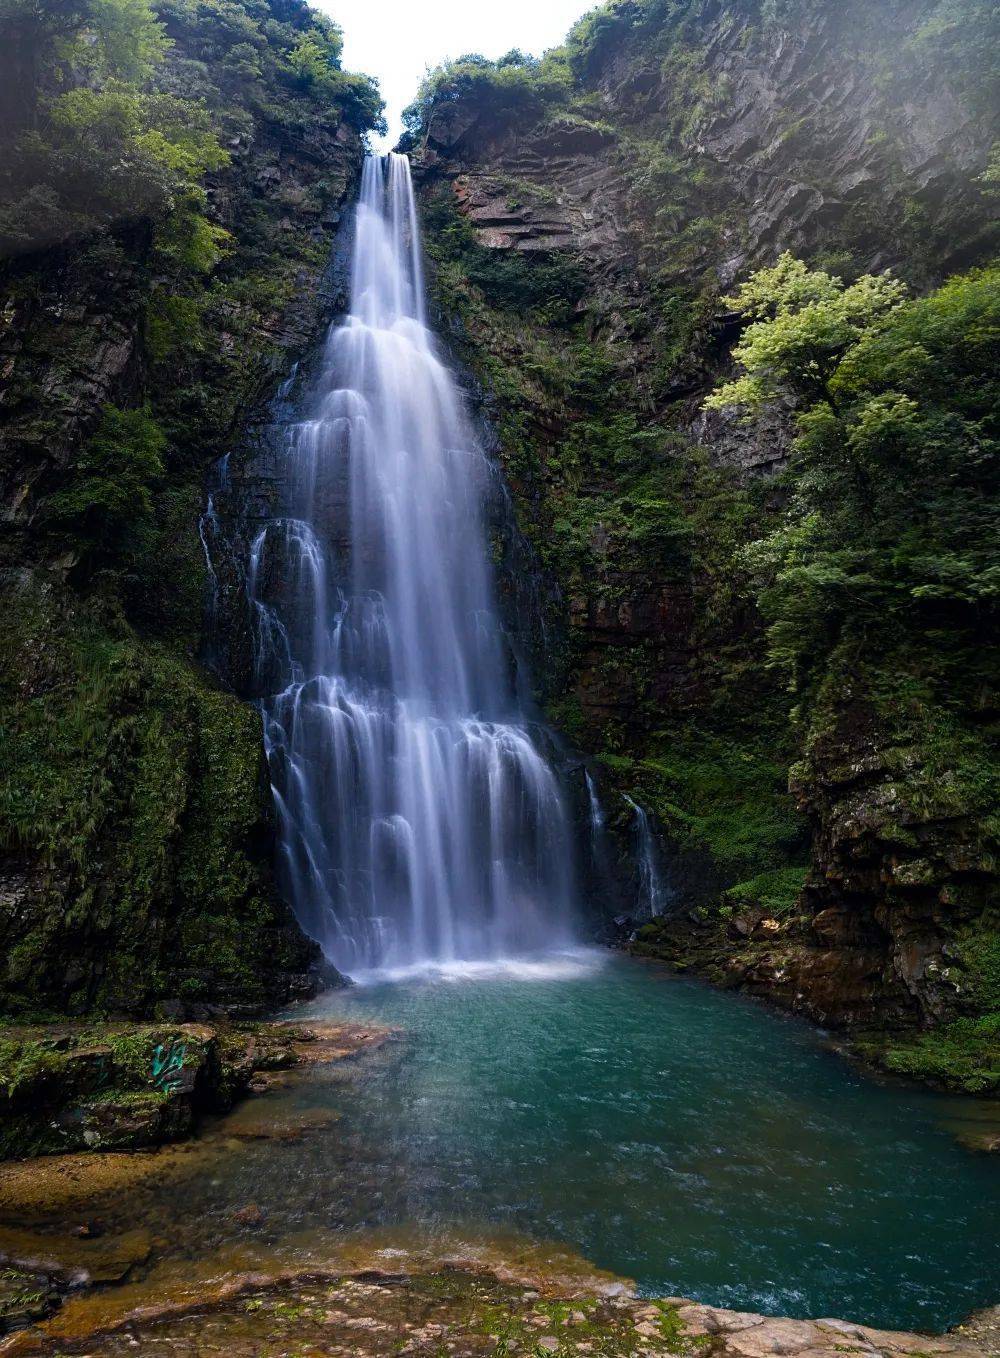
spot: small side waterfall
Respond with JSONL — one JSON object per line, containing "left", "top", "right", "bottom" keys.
{"left": 199, "top": 453, "right": 230, "bottom": 654}
{"left": 585, "top": 771, "right": 605, "bottom": 845}
{"left": 249, "top": 154, "right": 580, "bottom": 976}
{"left": 624, "top": 795, "right": 667, "bottom": 919}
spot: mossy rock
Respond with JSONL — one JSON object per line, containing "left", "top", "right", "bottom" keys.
{"left": 0, "top": 1025, "right": 218, "bottom": 1158}
{"left": 874, "top": 1014, "right": 1000, "bottom": 1096}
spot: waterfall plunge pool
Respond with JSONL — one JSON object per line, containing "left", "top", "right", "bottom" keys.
{"left": 136, "top": 952, "right": 998, "bottom": 1334}
{"left": 285, "top": 954, "right": 998, "bottom": 1331}
{"left": 13, "top": 956, "right": 995, "bottom": 1342}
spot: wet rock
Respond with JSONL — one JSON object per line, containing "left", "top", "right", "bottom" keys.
{"left": 218, "top": 1105, "right": 341, "bottom": 1143}
{"left": 0, "top": 1255, "right": 986, "bottom": 1357}
{"left": 232, "top": 1204, "right": 266, "bottom": 1228}
{"left": 0, "top": 1021, "right": 391, "bottom": 1162}
{"left": 0, "top": 1265, "right": 59, "bottom": 1337}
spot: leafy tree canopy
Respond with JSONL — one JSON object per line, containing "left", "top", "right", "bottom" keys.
{"left": 706, "top": 257, "right": 1000, "bottom": 693}
{"left": 402, "top": 49, "right": 571, "bottom": 144}
{"left": 0, "top": 0, "right": 383, "bottom": 256}
{"left": 706, "top": 253, "right": 909, "bottom": 412}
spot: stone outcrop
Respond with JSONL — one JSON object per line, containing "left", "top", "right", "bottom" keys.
{"left": 423, "top": 1, "right": 996, "bottom": 286}
{"left": 0, "top": 1258, "right": 991, "bottom": 1354}
{"left": 0, "top": 1020, "right": 385, "bottom": 1160}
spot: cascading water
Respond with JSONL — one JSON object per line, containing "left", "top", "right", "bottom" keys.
{"left": 251, "top": 153, "right": 579, "bottom": 976}
{"left": 584, "top": 772, "right": 605, "bottom": 846}
{"left": 624, "top": 795, "right": 668, "bottom": 919}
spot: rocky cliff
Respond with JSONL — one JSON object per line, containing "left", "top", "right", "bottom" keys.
{"left": 0, "top": 0, "right": 380, "bottom": 1017}
{"left": 407, "top": 0, "right": 1000, "bottom": 1087}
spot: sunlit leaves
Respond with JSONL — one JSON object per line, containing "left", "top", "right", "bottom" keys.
{"left": 707, "top": 258, "right": 1000, "bottom": 692}
{"left": 705, "top": 252, "right": 908, "bottom": 412}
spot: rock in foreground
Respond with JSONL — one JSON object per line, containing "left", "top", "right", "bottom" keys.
{"left": 0, "top": 1261, "right": 991, "bottom": 1357}
{"left": 0, "top": 1021, "right": 389, "bottom": 1160}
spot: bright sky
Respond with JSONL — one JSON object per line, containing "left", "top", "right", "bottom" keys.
{"left": 322, "top": 0, "right": 596, "bottom": 151}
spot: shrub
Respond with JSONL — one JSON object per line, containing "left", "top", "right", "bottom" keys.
{"left": 402, "top": 50, "right": 571, "bottom": 144}
{"left": 44, "top": 405, "right": 167, "bottom": 568}
{"left": 707, "top": 258, "right": 1000, "bottom": 694}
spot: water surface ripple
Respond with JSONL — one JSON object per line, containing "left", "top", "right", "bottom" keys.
{"left": 291, "top": 957, "right": 999, "bottom": 1331}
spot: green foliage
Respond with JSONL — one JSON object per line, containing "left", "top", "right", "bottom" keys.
{"left": 0, "top": 47, "right": 228, "bottom": 252}
{"left": 722, "top": 865, "right": 809, "bottom": 917}
{"left": 0, "top": 590, "right": 299, "bottom": 1015}
{"left": 706, "top": 253, "right": 908, "bottom": 412}
{"left": 954, "top": 920, "right": 1000, "bottom": 1013}
{"left": 43, "top": 405, "right": 166, "bottom": 569}
{"left": 636, "top": 733, "right": 807, "bottom": 878}
{"left": 468, "top": 249, "right": 586, "bottom": 318}
{"left": 709, "top": 259, "right": 1000, "bottom": 694}
{"left": 403, "top": 49, "right": 571, "bottom": 144}
{"left": 880, "top": 1014, "right": 1000, "bottom": 1095}
{"left": 82, "top": 0, "right": 171, "bottom": 79}
{"left": 0, "top": 1036, "right": 64, "bottom": 1100}
{"left": 284, "top": 25, "right": 384, "bottom": 131}
{"left": 0, "top": 0, "right": 382, "bottom": 256}
{"left": 146, "top": 293, "right": 205, "bottom": 363}
{"left": 908, "top": 1, "right": 1000, "bottom": 116}
{"left": 562, "top": 0, "right": 674, "bottom": 81}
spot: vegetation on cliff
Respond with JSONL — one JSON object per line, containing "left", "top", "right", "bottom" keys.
{"left": 704, "top": 254, "right": 1000, "bottom": 1089}
{"left": 709, "top": 255, "right": 999, "bottom": 698}
{"left": 0, "top": 0, "right": 381, "bottom": 257}
{"left": 0, "top": 0, "right": 382, "bottom": 1017}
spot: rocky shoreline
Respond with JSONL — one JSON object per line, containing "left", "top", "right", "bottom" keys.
{"left": 0, "top": 1005, "right": 995, "bottom": 1353}
{"left": 0, "top": 1241, "right": 996, "bottom": 1356}
{"left": 0, "top": 1020, "right": 390, "bottom": 1160}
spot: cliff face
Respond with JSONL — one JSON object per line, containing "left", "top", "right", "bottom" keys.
{"left": 409, "top": 0, "right": 999, "bottom": 1081}
{"left": 0, "top": 0, "right": 377, "bottom": 1017}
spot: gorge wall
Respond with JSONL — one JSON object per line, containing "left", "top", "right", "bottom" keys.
{"left": 0, "top": 0, "right": 380, "bottom": 1016}
{"left": 407, "top": 0, "right": 1000, "bottom": 1087}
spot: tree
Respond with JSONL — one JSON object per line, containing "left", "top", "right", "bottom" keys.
{"left": 705, "top": 253, "right": 908, "bottom": 414}
{"left": 706, "top": 258, "right": 1000, "bottom": 692}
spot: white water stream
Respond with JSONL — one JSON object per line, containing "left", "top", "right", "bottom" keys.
{"left": 251, "top": 154, "right": 580, "bottom": 976}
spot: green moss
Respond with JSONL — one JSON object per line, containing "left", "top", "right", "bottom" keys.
{"left": 636, "top": 733, "right": 807, "bottom": 879}
{"left": 878, "top": 1014, "right": 1000, "bottom": 1095}
{"left": 42, "top": 405, "right": 167, "bottom": 573}
{"left": 0, "top": 1037, "right": 65, "bottom": 1101}
{"left": 723, "top": 866, "right": 810, "bottom": 916}
{"left": 0, "top": 588, "right": 304, "bottom": 1016}
{"left": 653, "top": 1302, "right": 713, "bottom": 1354}
{"left": 953, "top": 921, "right": 1000, "bottom": 1012}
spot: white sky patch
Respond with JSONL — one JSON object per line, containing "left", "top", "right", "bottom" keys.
{"left": 321, "top": 0, "right": 595, "bottom": 151}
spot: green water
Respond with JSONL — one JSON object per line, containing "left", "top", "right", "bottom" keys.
{"left": 295, "top": 953, "right": 998, "bottom": 1331}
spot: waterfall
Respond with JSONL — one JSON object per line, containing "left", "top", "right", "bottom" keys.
{"left": 251, "top": 153, "right": 579, "bottom": 976}
{"left": 585, "top": 772, "right": 605, "bottom": 845}
{"left": 624, "top": 795, "right": 667, "bottom": 920}
{"left": 199, "top": 453, "right": 229, "bottom": 650}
